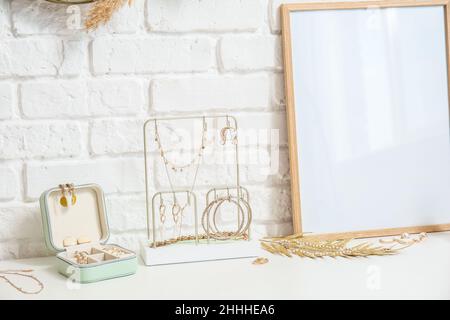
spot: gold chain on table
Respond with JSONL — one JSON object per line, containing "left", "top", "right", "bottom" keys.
{"left": 0, "top": 269, "right": 44, "bottom": 295}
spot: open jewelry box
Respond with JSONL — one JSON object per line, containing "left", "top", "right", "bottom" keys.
{"left": 39, "top": 184, "right": 137, "bottom": 283}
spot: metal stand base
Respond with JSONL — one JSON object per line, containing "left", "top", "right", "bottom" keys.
{"left": 140, "top": 239, "right": 261, "bottom": 266}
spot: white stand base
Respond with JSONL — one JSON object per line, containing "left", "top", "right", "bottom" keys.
{"left": 140, "top": 239, "right": 261, "bottom": 266}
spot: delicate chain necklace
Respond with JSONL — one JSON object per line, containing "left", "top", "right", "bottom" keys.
{"left": 154, "top": 118, "right": 207, "bottom": 173}
{"left": 154, "top": 117, "right": 207, "bottom": 196}
{"left": 154, "top": 118, "right": 207, "bottom": 238}
{"left": 0, "top": 269, "right": 44, "bottom": 295}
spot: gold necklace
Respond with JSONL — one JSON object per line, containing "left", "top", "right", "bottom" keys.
{"left": 154, "top": 117, "right": 206, "bottom": 193}
{"left": 154, "top": 118, "right": 207, "bottom": 238}
{"left": 0, "top": 269, "right": 44, "bottom": 295}
{"left": 154, "top": 118, "right": 207, "bottom": 173}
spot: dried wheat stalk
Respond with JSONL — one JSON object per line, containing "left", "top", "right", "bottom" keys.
{"left": 260, "top": 233, "right": 402, "bottom": 259}
{"left": 85, "top": 0, "right": 134, "bottom": 31}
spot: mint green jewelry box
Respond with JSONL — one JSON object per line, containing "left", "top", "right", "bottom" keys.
{"left": 40, "top": 184, "right": 137, "bottom": 283}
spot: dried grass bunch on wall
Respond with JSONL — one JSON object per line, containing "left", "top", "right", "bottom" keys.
{"left": 85, "top": 0, "right": 134, "bottom": 30}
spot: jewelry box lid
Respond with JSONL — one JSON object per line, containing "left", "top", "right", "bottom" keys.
{"left": 39, "top": 184, "right": 110, "bottom": 253}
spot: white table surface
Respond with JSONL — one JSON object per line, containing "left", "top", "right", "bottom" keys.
{"left": 1, "top": 232, "right": 449, "bottom": 300}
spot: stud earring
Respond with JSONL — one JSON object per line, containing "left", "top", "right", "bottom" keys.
{"left": 67, "top": 183, "right": 77, "bottom": 206}
{"left": 59, "top": 184, "right": 68, "bottom": 207}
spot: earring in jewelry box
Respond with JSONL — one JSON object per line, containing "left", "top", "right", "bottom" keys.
{"left": 59, "top": 184, "right": 68, "bottom": 208}
{"left": 66, "top": 183, "right": 77, "bottom": 205}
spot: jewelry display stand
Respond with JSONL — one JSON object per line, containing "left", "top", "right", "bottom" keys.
{"left": 140, "top": 115, "right": 260, "bottom": 266}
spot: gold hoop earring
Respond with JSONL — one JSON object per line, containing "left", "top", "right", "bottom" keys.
{"left": 202, "top": 195, "right": 252, "bottom": 240}
{"left": 59, "top": 184, "right": 68, "bottom": 207}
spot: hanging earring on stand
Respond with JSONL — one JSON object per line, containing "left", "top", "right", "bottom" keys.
{"left": 176, "top": 191, "right": 191, "bottom": 238}
{"left": 171, "top": 193, "right": 183, "bottom": 238}
{"left": 159, "top": 195, "right": 167, "bottom": 224}
{"left": 59, "top": 184, "right": 68, "bottom": 208}
{"left": 172, "top": 194, "right": 181, "bottom": 224}
{"left": 159, "top": 194, "right": 167, "bottom": 241}
{"left": 220, "top": 115, "right": 238, "bottom": 145}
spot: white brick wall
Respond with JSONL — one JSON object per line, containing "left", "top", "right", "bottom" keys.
{"left": 92, "top": 37, "right": 215, "bottom": 74}
{"left": 21, "top": 79, "right": 144, "bottom": 118}
{"left": 0, "top": 122, "right": 84, "bottom": 159}
{"left": 147, "top": 0, "right": 263, "bottom": 32}
{"left": 0, "top": 1, "right": 10, "bottom": 37}
{"left": 0, "top": 83, "right": 13, "bottom": 119}
{"left": 0, "top": 38, "right": 63, "bottom": 77}
{"left": 0, "top": 0, "right": 293, "bottom": 260}
{"left": 152, "top": 76, "right": 272, "bottom": 111}
{"left": 219, "top": 36, "right": 282, "bottom": 71}
{"left": 0, "top": 166, "right": 18, "bottom": 200}
{"left": 90, "top": 119, "right": 145, "bottom": 154}
{"left": 25, "top": 158, "right": 146, "bottom": 200}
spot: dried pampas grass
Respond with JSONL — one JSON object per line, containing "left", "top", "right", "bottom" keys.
{"left": 260, "top": 233, "right": 424, "bottom": 259}
{"left": 85, "top": 0, "right": 134, "bottom": 31}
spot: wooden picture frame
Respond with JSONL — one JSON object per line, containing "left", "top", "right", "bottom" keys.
{"left": 282, "top": 0, "right": 450, "bottom": 239}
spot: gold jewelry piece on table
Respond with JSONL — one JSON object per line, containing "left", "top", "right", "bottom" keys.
{"left": 66, "top": 183, "right": 77, "bottom": 206}
{"left": 59, "top": 184, "right": 68, "bottom": 207}
{"left": 252, "top": 257, "right": 269, "bottom": 265}
{"left": 0, "top": 269, "right": 44, "bottom": 295}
